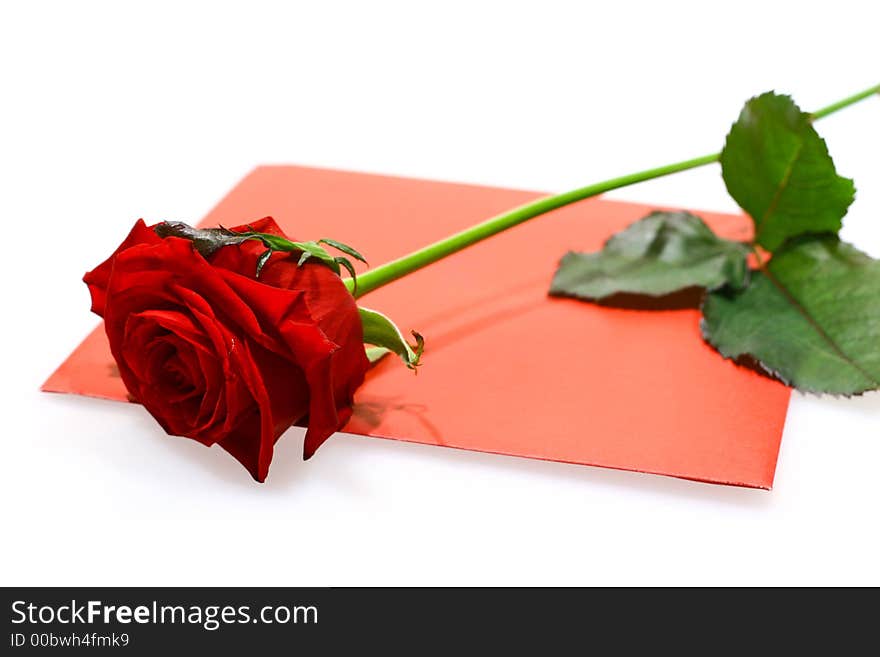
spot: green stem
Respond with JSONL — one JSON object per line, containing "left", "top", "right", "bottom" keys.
{"left": 809, "top": 83, "right": 880, "bottom": 120}
{"left": 346, "top": 84, "right": 880, "bottom": 298}
{"left": 348, "top": 154, "right": 716, "bottom": 297}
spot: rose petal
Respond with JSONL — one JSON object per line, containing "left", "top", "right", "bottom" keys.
{"left": 84, "top": 219, "right": 162, "bottom": 316}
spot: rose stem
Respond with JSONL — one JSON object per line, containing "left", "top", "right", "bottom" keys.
{"left": 344, "top": 83, "right": 880, "bottom": 299}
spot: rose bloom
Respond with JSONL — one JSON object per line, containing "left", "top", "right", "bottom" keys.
{"left": 84, "top": 218, "right": 369, "bottom": 482}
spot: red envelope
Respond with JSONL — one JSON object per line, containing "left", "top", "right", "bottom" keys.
{"left": 43, "top": 165, "right": 790, "bottom": 488}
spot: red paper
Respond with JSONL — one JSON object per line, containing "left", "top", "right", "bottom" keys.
{"left": 44, "top": 165, "right": 791, "bottom": 488}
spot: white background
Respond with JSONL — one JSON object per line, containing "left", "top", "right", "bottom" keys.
{"left": 1, "top": 1, "right": 878, "bottom": 586}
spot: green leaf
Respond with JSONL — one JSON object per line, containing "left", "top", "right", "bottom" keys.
{"left": 549, "top": 211, "right": 751, "bottom": 301}
{"left": 701, "top": 235, "right": 880, "bottom": 395}
{"left": 720, "top": 92, "right": 855, "bottom": 251}
{"left": 290, "top": 241, "right": 340, "bottom": 274}
{"left": 334, "top": 256, "right": 359, "bottom": 292}
{"left": 365, "top": 346, "right": 391, "bottom": 365}
{"left": 255, "top": 249, "right": 273, "bottom": 278}
{"left": 320, "top": 238, "right": 368, "bottom": 264}
{"left": 359, "top": 307, "right": 424, "bottom": 370}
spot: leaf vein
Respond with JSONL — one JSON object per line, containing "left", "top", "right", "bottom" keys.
{"left": 762, "top": 267, "right": 878, "bottom": 386}
{"left": 759, "top": 137, "right": 805, "bottom": 230}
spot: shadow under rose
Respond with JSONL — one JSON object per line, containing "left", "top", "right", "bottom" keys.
{"left": 351, "top": 396, "right": 445, "bottom": 444}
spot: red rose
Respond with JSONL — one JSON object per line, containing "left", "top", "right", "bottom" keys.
{"left": 84, "top": 217, "right": 369, "bottom": 482}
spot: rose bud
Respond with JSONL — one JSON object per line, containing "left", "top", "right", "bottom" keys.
{"left": 84, "top": 217, "right": 370, "bottom": 482}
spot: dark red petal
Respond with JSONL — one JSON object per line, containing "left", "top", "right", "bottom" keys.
{"left": 216, "top": 407, "right": 263, "bottom": 481}
{"left": 219, "top": 264, "right": 368, "bottom": 462}
{"left": 102, "top": 240, "right": 260, "bottom": 449}
{"left": 107, "top": 238, "right": 273, "bottom": 347}
{"left": 232, "top": 216, "right": 285, "bottom": 236}
{"left": 208, "top": 217, "right": 288, "bottom": 278}
{"left": 98, "top": 220, "right": 368, "bottom": 480}
{"left": 83, "top": 219, "right": 163, "bottom": 317}
{"left": 217, "top": 337, "right": 276, "bottom": 482}
{"left": 217, "top": 337, "right": 310, "bottom": 481}
{"left": 260, "top": 263, "right": 369, "bottom": 458}
{"left": 133, "top": 309, "right": 214, "bottom": 355}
